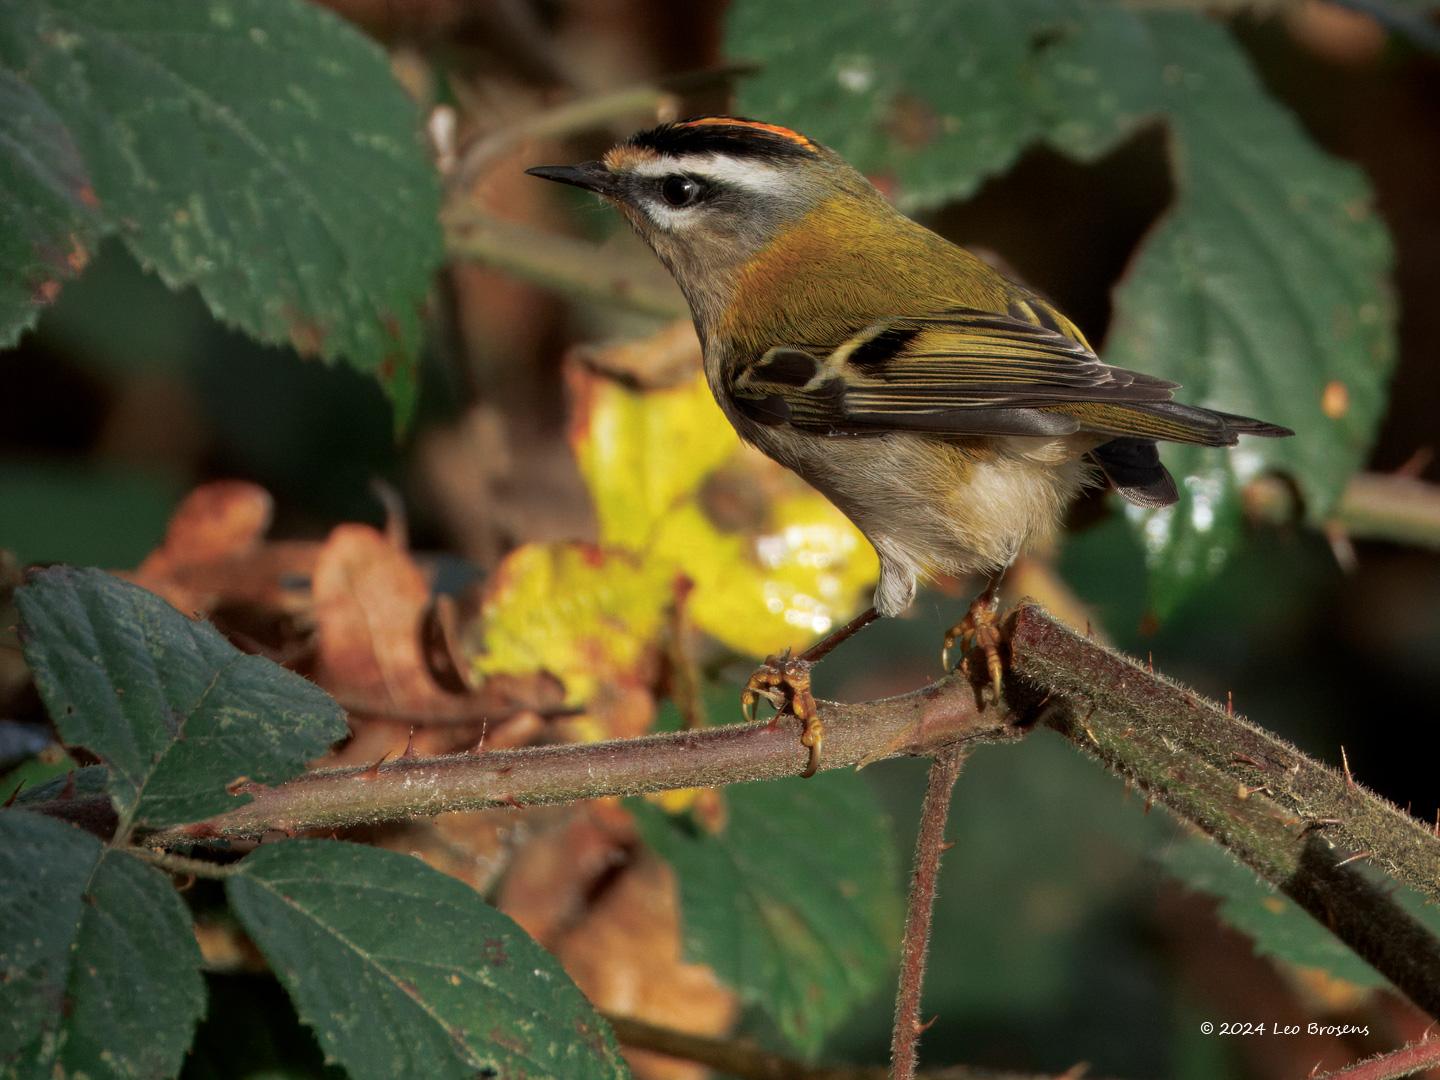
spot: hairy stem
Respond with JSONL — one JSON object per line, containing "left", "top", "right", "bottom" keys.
{"left": 1312, "top": 1037, "right": 1440, "bottom": 1080}
{"left": 28, "top": 605, "right": 1440, "bottom": 1017}
{"left": 1007, "top": 604, "right": 1440, "bottom": 1018}
{"left": 139, "top": 675, "right": 1016, "bottom": 845}
{"left": 891, "top": 748, "right": 966, "bottom": 1080}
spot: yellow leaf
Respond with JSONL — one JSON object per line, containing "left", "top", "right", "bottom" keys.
{"left": 568, "top": 354, "right": 734, "bottom": 550}
{"left": 471, "top": 542, "right": 675, "bottom": 707}
{"left": 568, "top": 328, "right": 878, "bottom": 659}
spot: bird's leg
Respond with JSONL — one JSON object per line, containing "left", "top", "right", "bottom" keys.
{"left": 741, "top": 606, "right": 879, "bottom": 777}
{"left": 942, "top": 574, "right": 1007, "bottom": 699}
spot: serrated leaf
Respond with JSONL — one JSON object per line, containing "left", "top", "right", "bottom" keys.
{"left": 0, "top": 66, "right": 103, "bottom": 346}
{"left": 632, "top": 771, "right": 902, "bottom": 1056}
{"left": 0, "top": 810, "right": 205, "bottom": 1078}
{"left": 1070, "top": 13, "right": 1395, "bottom": 615}
{"left": 226, "top": 840, "right": 630, "bottom": 1080}
{"left": 1157, "top": 835, "right": 1427, "bottom": 988}
{"left": 728, "top": 0, "right": 1062, "bottom": 211}
{"left": 0, "top": 0, "right": 441, "bottom": 422}
{"left": 15, "top": 567, "right": 346, "bottom": 832}
{"left": 730, "top": 3, "right": 1396, "bottom": 615}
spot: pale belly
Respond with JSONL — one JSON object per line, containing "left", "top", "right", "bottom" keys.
{"left": 737, "top": 420, "right": 1097, "bottom": 616}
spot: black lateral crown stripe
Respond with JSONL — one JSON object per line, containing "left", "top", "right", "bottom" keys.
{"left": 848, "top": 325, "right": 921, "bottom": 374}
{"left": 628, "top": 118, "right": 817, "bottom": 162}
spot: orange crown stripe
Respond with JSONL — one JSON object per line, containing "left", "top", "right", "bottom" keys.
{"left": 677, "top": 117, "right": 816, "bottom": 150}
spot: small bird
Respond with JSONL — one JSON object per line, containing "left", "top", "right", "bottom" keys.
{"left": 528, "top": 116, "right": 1291, "bottom": 774}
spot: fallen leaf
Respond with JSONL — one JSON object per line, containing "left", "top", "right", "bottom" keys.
{"left": 311, "top": 523, "right": 468, "bottom": 718}
{"left": 125, "top": 481, "right": 317, "bottom": 616}
{"left": 469, "top": 542, "right": 675, "bottom": 738}
{"left": 567, "top": 334, "right": 878, "bottom": 658}
{"left": 555, "top": 852, "right": 738, "bottom": 1080}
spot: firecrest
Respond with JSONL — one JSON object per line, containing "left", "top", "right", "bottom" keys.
{"left": 528, "top": 116, "right": 1291, "bottom": 775}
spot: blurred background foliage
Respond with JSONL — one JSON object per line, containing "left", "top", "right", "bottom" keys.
{"left": 4, "top": 0, "right": 1440, "bottom": 1077}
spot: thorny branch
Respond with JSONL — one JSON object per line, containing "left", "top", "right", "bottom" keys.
{"left": 28, "top": 604, "right": 1440, "bottom": 1020}
{"left": 891, "top": 748, "right": 966, "bottom": 1080}
{"left": 1311, "top": 1035, "right": 1440, "bottom": 1080}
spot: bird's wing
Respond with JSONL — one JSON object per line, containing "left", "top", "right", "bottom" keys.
{"left": 731, "top": 302, "right": 1185, "bottom": 439}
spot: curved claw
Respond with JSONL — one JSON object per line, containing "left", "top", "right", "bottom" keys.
{"left": 799, "top": 719, "right": 823, "bottom": 778}
{"left": 740, "top": 654, "right": 821, "bottom": 775}
{"left": 943, "top": 593, "right": 1008, "bottom": 699}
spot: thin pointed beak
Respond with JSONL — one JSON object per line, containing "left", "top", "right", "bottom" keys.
{"left": 524, "top": 161, "right": 616, "bottom": 195}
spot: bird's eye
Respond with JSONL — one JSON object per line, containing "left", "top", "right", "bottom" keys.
{"left": 660, "top": 175, "right": 701, "bottom": 207}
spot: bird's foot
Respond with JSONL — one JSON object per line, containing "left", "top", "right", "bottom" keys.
{"left": 942, "top": 594, "right": 1006, "bottom": 699}
{"left": 741, "top": 650, "right": 822, "bottom": 777}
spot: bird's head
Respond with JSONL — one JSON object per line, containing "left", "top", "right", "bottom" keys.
{"left": 526, "top": 117, "right": 888, "bottom": 330}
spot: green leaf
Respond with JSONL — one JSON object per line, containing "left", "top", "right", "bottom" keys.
{"left": 15, "top": 567, "right": 346, "bottom": 832}
{"left": 0, "top": 65, "right": 103, "bottom": 346}
{"left": 632, "top": 770, "right": 903, "bottom": 1056}
{"left": 730, "top": 3, "right": 1396, "bottom": 615}
{"left": 0, "top": 0, "right": 442, "bottom": 422}
{"left": 1062, "top": 13, "right": 1394, "bottom": 615}
{"left": 1158, "top": 835, "right": 1404, "bottom": 987}
{"left": 728, "top": 0, "right": 1060, "bottom": 211}
{"left": 0, "top": 810, "right": 205, "bottom": 1077}
{"left": 226, "top": 840, "right": 630, "bottom": 1080}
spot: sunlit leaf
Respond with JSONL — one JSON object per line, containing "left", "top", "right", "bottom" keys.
{"left": 568, "top": 343, "right": 878, "bottom": 657}
{"left": 0, "top": 0, "right": 442, "bottom": 421}
{"left": 632, "top": 771, "right": 902, "bottom": 1056}
{"left": 568, "top": 357, "right": 736, "bottom": 551}
{"left": 470, "top": 542, "right": 676, "bottom": 716}
{"left": 15, "top": 567, "right": 346, "bottom": 831}
{"left": 227, "top": 840, "right": 631, "bottom": 1080}
{"left": 0, "top": 811, "right": 204, "bottom": 1077}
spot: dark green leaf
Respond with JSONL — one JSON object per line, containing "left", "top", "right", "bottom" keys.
{"left": 632, "top": 771, "right": 903, "bottom": 1056}
{"left": 0, "top": 65, "right": 104, "bottom": 346}
{"left": 730, "top": 3, "right": 1396, "bottom": 614}
{"left": 728, "top": 0, "right": 1065, "bottom": 211}
{"left": 1158, "top": 836, "right": 1402, "bottom": 986}
{"left": 15, "top": 567, "right": 346, "bottom": 832}
{"left": 0, "top": 0, "right": 442, "bottom": 421}
{"left": 0, "top": 810, "right": 205, "bottom": 1077}
{"left": 226, "top": 840, "right": 630, "bottom": 1080}
{"left": 1065, "top": 14, "right": 1394, "bottom": 615}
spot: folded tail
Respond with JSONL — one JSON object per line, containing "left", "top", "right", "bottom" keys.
{"left": 1087, "top": 403, "right": 1291, "bottom": 510}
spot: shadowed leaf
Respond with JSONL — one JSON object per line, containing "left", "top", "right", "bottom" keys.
{"left": 0, "top": 811, "right": 204, "bottom": 1077}
{"left": 227, "top": 840, "right": 631, "bottom": 1080}
{"left": 0, "top": 67, "right": 102, "bottom": 345}
{"left": 1160, "top": 835, "right": 1440, "bottom": 989}
{"left": 15, "top": 567, "right": 346, "bottom": 832}
{"left": 0, "top": 0, "right": 441, "bottom": 422}
{"left": 632, "top": 770, "right": 903, "bottom": 1056}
